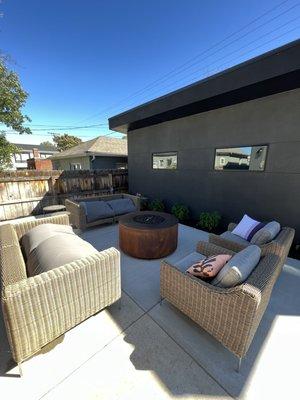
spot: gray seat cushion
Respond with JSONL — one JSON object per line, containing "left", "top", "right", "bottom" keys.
{"left": 250, "top": 221, "right": 281, "bottom": 245}
{"left": 212, "top": 245, "right": 261, "bottom": 288}
{"left": 80, "top": 200, "right": 115, "bottom": 223}
{"left": 107, "top": 198, "right": 136, "bottom": 216}
{"left": 173, "top": 251, "right": 206, "bottom": 273}
{"left": 21, "top": 223, "right": 74, "bottom": 258}
{"left": 26, "top": 233, "right": 98, "bottom": 277}
{"left": 220, "top": 231, "right": 250, "bottom": 246}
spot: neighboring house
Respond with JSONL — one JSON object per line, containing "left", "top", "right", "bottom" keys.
{"left": 10, "top": 144, "right": 58, "bottom": 170}
{"left": 109, "top": 39, "right": 300, "bottom": 241}
{"left": 51, "top": 136, "right": 128, "bottom": 170}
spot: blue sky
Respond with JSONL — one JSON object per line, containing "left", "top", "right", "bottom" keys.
{"left": 1, "top": 0, "right": 299, "bottom": 145}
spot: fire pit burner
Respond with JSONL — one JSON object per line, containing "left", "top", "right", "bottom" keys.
{"left": 133, "top": 214, "right": 165, "bottom": 225}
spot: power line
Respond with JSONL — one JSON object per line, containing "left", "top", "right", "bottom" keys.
{"left": 77, "top": 0, "right": 297, "bottom": 123}
{"left": 2, "top": 129, "right": 121, "bottom": 139}
{"left": 119, "top": 18, "right": 300, "bottom": 109}
{"left": 23, "top": 123, "right": 108, "bottom": 128}
{"left": 0, "top": 123, "right": 108, "bottom": 132}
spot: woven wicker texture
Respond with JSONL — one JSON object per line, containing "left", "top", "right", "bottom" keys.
{"left": 161, "top": 230, "right": 294, "bottom": 358}
{"left": 1, "top": 214, "right": 121, "bottom": 364}
{"left": 209, "top": 224, "right": 295, "bottom": 257}
{"left": 65, "top": 194, "right": 141, "bottom": 229}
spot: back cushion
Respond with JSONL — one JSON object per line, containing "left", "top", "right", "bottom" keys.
{"left": 232, "top": 214, "right": 262, "bottom": 241}
{"left": 80, "top": 200, "right": 115, "bottom": 223}
{"left": 107, "top": 198, "right": 136, "bottom": 216}
{"left": 21, "top": 223, "right": 74, "bottom": 258}
{"left": 212, "top": 245, "right": 261, "bottom": 288}
{"left": 250, "top": 221, "right": 281, "bottom": 245}
{"left": 26, "top": 233, "right": 98, "bottom": 276}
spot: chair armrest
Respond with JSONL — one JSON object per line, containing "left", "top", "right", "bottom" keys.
{"left": 123, "top": 193, "right": 141, "bottom": 211}
{"left": 228, "top": 222, "right": 237, "bottom": 231}
{"left": 209, "top": 233, "right": 248, "bottom": 253}
{"left": 196, "top": 240, "right": 236, "bottom": 257}
{"left": 2, "top": 247, "right": 121, "bottom": 363}
{"left": 13, "top": 213, "right": 70, "bottom": 240}
{"left": 65, "top": 199, "right": 86, "bottom": 229}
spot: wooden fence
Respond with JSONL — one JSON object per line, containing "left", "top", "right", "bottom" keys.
{"left": 0, "top": 169, "right": 128, "bottom": 221}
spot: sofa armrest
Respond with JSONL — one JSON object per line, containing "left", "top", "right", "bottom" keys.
{"left": 65, "top": 199, "right": 86, "bottom": 229}
{"left": 228, "top": 222, "right": 237, "bottom": 231}
{"left": 13, "top": 213, "right": 70, "bottom": 240}
{"left": 209, "top": 233, "right": 248, "bottom": 253}
{"left": 196, "top": 240, "right": 236, "bottom": 257}
{"left": 123, "top": 193, "right": 141, "bottom": 211}
{"left": 2, "top": 247, "right": 121, "bottom": 363}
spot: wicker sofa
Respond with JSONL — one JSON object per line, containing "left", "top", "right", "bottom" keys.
{"left": 65, "top": 193, "right": 141, "bottom": 230}
{"left": 0, "top": 214, "right": 121, "bottom": 374}
{"left": 209, "top": 222, "right": 294, "bottom": 257}
{"left": 160, "top": 226, "right": 294, "bottom": 366}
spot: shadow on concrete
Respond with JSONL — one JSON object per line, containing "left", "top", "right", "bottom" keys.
{"left": 104, "top": 252, "right": 300, "bottom": 398}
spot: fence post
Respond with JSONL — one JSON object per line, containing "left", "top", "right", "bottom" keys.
{"left": 48, "top": 176, "right": 58, "bottom": 205}
{"left": 108, "top": 172, "right": 113, "bottom": 193}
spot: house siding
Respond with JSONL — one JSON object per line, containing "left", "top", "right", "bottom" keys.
{"left": 91, "top": 156, "right": 127, "bottom": 169}
{"left": 127, "top": 88, "right": 300, "bottom": 241}
{"left": 52, "top": 156, "right": 90, "bottom": 170}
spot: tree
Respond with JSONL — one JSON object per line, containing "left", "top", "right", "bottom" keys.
{"left": 0, "top": 59, "right": 31, "bottom": 134}
{"left": 40, "top": 141, "right": 57, "bottom": 151}
{"left": 0, "top": 133, "right": 20, "bottom": 170}
{"left": 52, "top": 133, "right": 82, "bottom": 152}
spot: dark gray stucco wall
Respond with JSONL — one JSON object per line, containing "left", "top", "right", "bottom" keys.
{"left": 127, "top": 88, "right": 300, "bottom": 242}
{"left": 90, "top": 156, "right": 127, "bottom": 169}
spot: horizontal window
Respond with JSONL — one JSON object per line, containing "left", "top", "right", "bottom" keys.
{"left": 152, "top": 152, "right": 177, "bottom": 170}
{"left": 214, "top": 146, "right": 268, "bottom": 171}
{"left": 14, "top": 152, "right": 31, "bottom": 162}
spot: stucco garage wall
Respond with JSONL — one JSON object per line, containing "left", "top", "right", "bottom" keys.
{"left": 127, "top": 88, "right": 300, "bottom": 240}
{"left": 52, "top": 156, "right": 90, "bottom": 170}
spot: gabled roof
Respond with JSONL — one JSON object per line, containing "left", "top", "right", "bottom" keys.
{"left": 109, "top": 39, "right": 300, "bottom": 133}
{"left": 51, "top": 136, "right": 127, "bottom": 160}
{"left": 12, "top": 143, "right": 58, "bottom": 153}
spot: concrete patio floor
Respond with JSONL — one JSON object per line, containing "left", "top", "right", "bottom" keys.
{"left": 1, "top": 222, "right": 299, "bottom": 399}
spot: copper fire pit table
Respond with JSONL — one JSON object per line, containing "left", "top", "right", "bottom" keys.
{"left": 119, "top": 211, "right": 178, "bottom": 259}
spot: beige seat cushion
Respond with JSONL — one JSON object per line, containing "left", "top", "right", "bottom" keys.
{"left": 174, "top": 252, "right": 206, "bottom": 273}
{"left": 26, "top": 233, "right": 98, "bottom": 276}
{"left": 21, "top": 223, "right": 74, "bottom": 258}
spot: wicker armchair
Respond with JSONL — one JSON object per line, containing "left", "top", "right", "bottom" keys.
{"left": 0, "top": 214, "right": 121, "bottom": 374}
{"left": 160, "top": 238, "right": 292, "bottom": 366}
{"left": 209, "top": 222, "right": 295, "bottom": 257}
{"left": 65, "top": 193, "right": 141, "bottom": 230}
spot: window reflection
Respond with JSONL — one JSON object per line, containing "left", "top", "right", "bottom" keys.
{"left": 214, "top": 146, "right": 267, "bottom": 171}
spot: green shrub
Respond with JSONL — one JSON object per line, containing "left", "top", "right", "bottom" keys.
{"left": 171, "top": 203, "right": 190, "bottom": 221}
{"left": 148, "top": 199, "right": 165, "bottom": 212}
{"left": 197, "top": 211, "right": 221, "bottom": 232}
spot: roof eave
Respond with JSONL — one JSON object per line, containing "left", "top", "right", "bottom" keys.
{"left": 109, "top": 39, "right": 300, "bottom": 133}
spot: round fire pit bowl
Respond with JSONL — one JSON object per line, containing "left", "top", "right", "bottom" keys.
{"left": 119, "top": 211, "right": 178, "bottom": 259}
